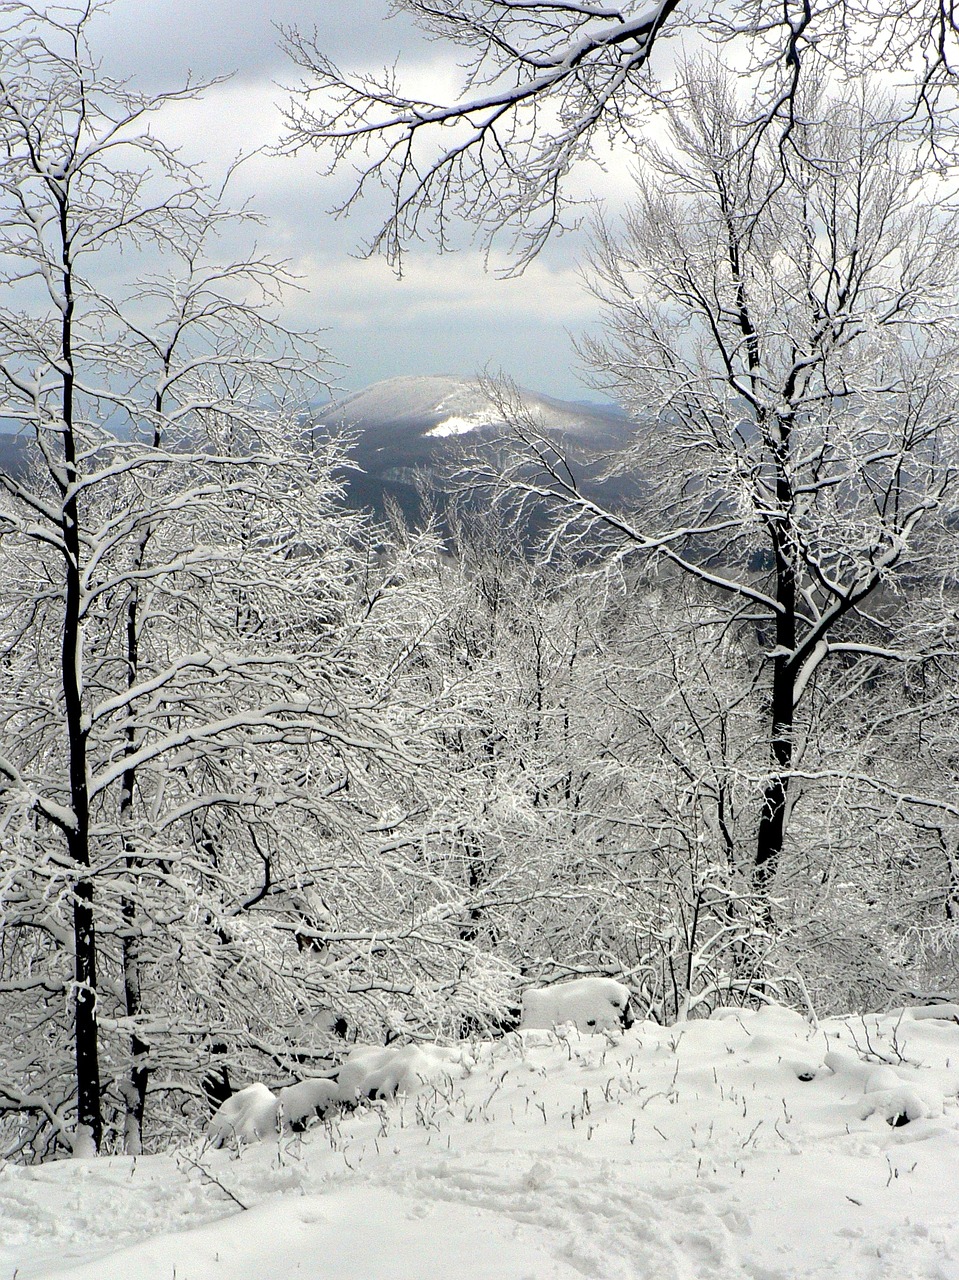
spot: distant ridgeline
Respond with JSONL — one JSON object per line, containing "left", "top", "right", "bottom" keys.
{"left": 0, "top": 430, "right": 28, "bottom": 479}
{"left": 0, "top": 375, "right": 644, "bottom": 550}
{"left": 312, "top": 374, "right": 642, "bottom": 543}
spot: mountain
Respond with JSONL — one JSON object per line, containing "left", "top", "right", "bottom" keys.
{"left": 314, "top": 375, "right": 640, "bottom": 529}
{"left": 0, "top": 429, "right": 29, "bottom": 479}
{"left": 0, "top": 377, "right": 643, "bottom": 540}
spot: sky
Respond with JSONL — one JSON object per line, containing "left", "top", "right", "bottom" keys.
{"left": 91, "top": 0, "right": 632, "bottom": 404}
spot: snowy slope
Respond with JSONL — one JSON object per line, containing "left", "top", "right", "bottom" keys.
{"left": 5, "top": 1004, "right": 959, "bottom": 1280}
{"left": 317, "top": 375, "right": 628, "bottom": 441}
{"left": 315, "top": 375, "right": 638, "bottom": 528}
{"left": 0, "top": 427, "right": 28, "bottom": 478}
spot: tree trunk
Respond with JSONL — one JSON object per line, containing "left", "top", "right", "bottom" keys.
{"left": 60, "top": 200, "right": 103, "bottom": 1153}
{"left": 70, "top": 874, "right": 102, "bottom": 1152}
{"left": 753, "top": 464, "right": 797, "bottom": 915}
{"left": 121, "top": 899, "right": 149, "bottom": 1154}
{"left": 63, "top": 507, "right": 103, "bottom": 1152}
{"left": 754, "top": 662, "right": 795, "bottom": 891}
{"left": 118, "top": 530, "right": 152, "bottom": 1154}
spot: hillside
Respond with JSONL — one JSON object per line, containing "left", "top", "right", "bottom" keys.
{"left": 0, "top": 378, "right": 641, "bottom": 536}
{"left": 6, "top": 1003, "right": 959, "bottom": 1279}
{"left": 314, "top": 375, "right": 639, "bottom": 527}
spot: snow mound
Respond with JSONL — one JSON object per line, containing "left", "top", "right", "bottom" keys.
{"left": 336, "top": 1043, "right": 465, "bottom": 1102}
{"left": 207, "top": 1083, "right": 279, "bottom": 1147}
{"left": 519, "top": 976, "right": 632, "bottom": 1033}
{"left": 209, "top": 1047, "right": 470, "bottom": 1150}
{"left": 857, "top": 1086, "right": 943, "bottom": 1125}
{"left": 906, "top": 1002, "right": 959, "bottom": 1022}
{"left": 823, "top": 1046, "right": 948, "bottom": 1125}
{"left": 277, "top": 1078, "right": 340, "bottom": 1126}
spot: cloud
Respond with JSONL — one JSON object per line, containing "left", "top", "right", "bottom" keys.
{"left": 280, "top": 250, "right": 604, "bottom": 401}
{"left": 94, "top": 0, "right": 424, "bottom": 86}
{"left": 296, "top": 252, "right": 598, "bottom": 330}
{"left": 85, "top": 0, "right": 618, "bottom": 400}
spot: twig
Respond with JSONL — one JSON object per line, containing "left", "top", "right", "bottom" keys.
{"left": 177, "top": 1153, "right": 249, "bottom": 1211}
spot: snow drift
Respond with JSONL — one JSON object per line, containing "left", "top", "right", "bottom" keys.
{"left": 8, "top": 1004, "right": 959, "bottom": 1280}
{"left": 519, "top": 976, "right": 634, "bottom": 1032}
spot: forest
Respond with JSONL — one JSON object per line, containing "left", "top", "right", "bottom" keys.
{"left": 1, "top": 0, "right": 958, "bottom": 1164}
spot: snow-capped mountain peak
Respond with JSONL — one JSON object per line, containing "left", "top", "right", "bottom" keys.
{"left": 424, "top": 412, "right": 498, "bottom": 438}
{"left": 317, "top": 374, "right": 627, "bottom": 441}
{"left": 313, "top": 374, "right": 636, "bottom": 528}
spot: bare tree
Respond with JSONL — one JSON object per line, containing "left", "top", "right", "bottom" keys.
{"left": 279, "top": 4, "right": 959, "bottom": 996}
{"left": 280, "top": 1, "right": 958, "bottom": 271}
{"left": 0, "top": 1, "right": 214, "bottom": 1153}
{"left": 0, "top": 1, "right": 378, "bottom": 1154}
{"left": 282, "top": 0, "right": 679, "bottom": 269}
{"left": 481, "top": 75, "right": 959, "bottom": 907}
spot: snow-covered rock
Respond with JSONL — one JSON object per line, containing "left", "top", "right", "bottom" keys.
{"left": 278, "top": 1079, "right": 340, "bottom": 1127}
{"left": 519, "top": 977, "right": 633, "bottom": 1033}
{"left": 857, "top": 1085, "right": 943, "bottom": 1124}
{"left": 335, "top": 1044, "right": 455, "bottom": 1102}
{"left": 823, "top": 1048, "right": 946, "bottom": 1125}
{"left": 207, "top": 1083, "right": 279, "bottom": 1147}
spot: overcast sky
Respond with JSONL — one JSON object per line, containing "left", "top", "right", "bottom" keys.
{"left": 90, "top": 0, "right": 626, "bottom": 404}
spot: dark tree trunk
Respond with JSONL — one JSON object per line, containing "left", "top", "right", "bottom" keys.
{"left": 59, "top": 197, "right": 103, "bottom": 1152}
{"left": 70, "top": 871, "right": 102, "bottom": 1151}
{"left": 754, "top": 660, "right": 795, "bottom": 899}
{"left": 753, "top": 424, "right": 798, "bottom": 914}
{"left": 63, "top": 470, "right": 103, "bottom": 1152}
{"left": 121, "top": 888, "right": 149, "bottom": 1153}
{"left": 719, "top": 183, "right": 800, "bottom": 915}
{"left": 118, "top": 527, "right": 153, "bottom": 1153}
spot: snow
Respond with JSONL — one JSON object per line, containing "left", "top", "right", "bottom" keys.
{"left": 423, "top": 413, "right": 495, "bottom": 438}
{"left": 207, "top": 1084, "right": 280, "bottom": 1148}
{"left": 335, "top": 1043, "right": 464, "bottom": 1103}
{"left": 5, "top": 1005, "right": 959, "bottom": 1280}
{"left": 276, "top": 1079, "right": 340, "bottom": 1127}
{"left": 519, "top": 976, "right": 633, "bottom": 1032}
{"left": 321, "top": 375, "right": 501, "bottom": 432}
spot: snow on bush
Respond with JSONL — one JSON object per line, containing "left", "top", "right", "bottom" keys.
{"left": 69, "top": 1124, "right": 98, "bottom": 1159}
{"left": 207, "top": 1083, "right": 280, "bottom": 1148}
{"left": 823, "top": 1044, "right": 946, "bottom": 1125}
{"left": 857, "top": 1086, "right": 943, "bottom": 1125}
{"left": 204, "top": 1045, "right": 471, "bottom": 1148}
{"left": 335, "top": 1044, "right": 464, "bottom": 1102}
{"left": 277, "top": 1079, "right": 340, "bottom": 1127}
{"left": 519, "top": 977, "right": 633, "bottom": 1033}
{"left": 905, "top": 1003, "right": 959, "bottom": 1023}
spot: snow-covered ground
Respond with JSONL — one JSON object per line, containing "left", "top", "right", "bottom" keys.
{"left": 5, "top": 1005, "right": 959, "bottom": 1280}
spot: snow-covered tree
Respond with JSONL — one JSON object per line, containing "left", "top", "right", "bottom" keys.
{"left": 0, "top": 1, "right": 422, "bottom": 1157}
{"left": 465, "top": 76, "right": 959, "bottom": 905}
{"left": 279, "top": 4, "right": 959, "bottom": 930}
{"left": 280, "top": 1, "right": 958, "bottom": 270}
{"left": 584, "top": 76, "right": 959, "bottom": 899}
